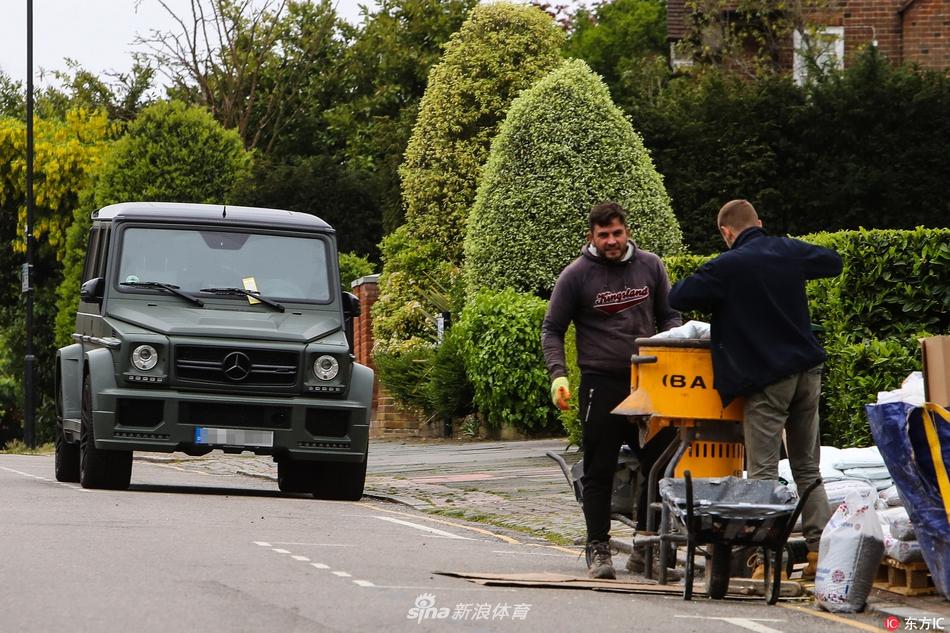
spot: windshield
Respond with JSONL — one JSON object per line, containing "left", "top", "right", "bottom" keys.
{"left": 115, "top": 226, "right": 331, "bottom": 303}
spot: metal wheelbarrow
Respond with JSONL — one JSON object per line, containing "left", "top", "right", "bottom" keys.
{"left": 659, "top": 471, "right": 820, "bottom": 603}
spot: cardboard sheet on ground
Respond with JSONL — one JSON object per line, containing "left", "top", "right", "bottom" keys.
{"left": 434, "top": 571, "right": 803, "bottom": 599}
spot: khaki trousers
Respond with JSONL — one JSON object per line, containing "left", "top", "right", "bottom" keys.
{"left": 743, "top": 365, "right": 831, "bottom": 551}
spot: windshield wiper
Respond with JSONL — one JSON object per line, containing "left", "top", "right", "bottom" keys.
{"left": 200, "top": 287, "right": 285, "bottom": 313}
{"left": 120, "top": 281, "right": 204, "bottom": 307}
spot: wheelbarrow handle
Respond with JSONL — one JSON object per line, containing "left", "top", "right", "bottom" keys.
{"left": 631, "top": 354, "right": 658, "bottom": 365}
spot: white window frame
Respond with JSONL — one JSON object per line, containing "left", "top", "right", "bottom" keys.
{"left": 793, "top": 26, "right": 844, "bottom": 84}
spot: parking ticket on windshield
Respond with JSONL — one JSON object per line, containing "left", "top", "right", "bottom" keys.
{"left": 242, "top": 276, "right": 261, "bottom": 304}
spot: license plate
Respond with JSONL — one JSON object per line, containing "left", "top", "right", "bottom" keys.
{"left": 194, "top": 427, "right": 274, "bottom": 448}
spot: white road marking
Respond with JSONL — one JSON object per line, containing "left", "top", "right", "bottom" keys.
{"left": 676, "top": 615, "right": 786, "bottom": 633}
{"left": 353, "top": 580, "right": 375, "bottom": 587}
{"left": 291, "top": 555, "right": 310, "bottom": 562}
{"left": 311, "top": 563, "right": 331, "bottom": 570}
{"left": 0, "top": 466, "right": 44, "bottom": 478}
{"left": 491, "top": 550, "right": 576, "bottom": 558}
{"left": 332, "top": 571, "right": 352, "bottom": 577}
{"left": 271, "top": 548, "right": 291, "bottom": 554}
{"left": 267, "top": 542, "right": 352, "bottom": 547}
{"left": 253, "top": 541, "right": 271, "bottom": 547}
{"left": 373, "top": 516, "right": 473, "bottom": 540}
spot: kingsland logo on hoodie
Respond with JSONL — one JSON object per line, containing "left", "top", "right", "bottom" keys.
{"left": 593, "top": 286, "right": 649, "bottom": 315}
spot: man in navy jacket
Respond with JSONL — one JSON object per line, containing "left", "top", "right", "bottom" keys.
{"left": 668, "top": 199, "right": 842, "bottom": 575}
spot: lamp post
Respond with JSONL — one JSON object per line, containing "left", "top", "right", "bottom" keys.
{"left": 23, "top": 0, "right": 36, "bottom": 448}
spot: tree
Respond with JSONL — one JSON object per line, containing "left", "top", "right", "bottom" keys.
{"left": 136, "top": 0, "right": 344, "bottom": 151}
{"left": 54, "top": 99, "right": 252, "bottom": 348}
{"left": 464, "top": 59, "right": 683, "bottom": 297}
{"left": 322, "top": 0, "right": 477, "bottom": 232}
{"left": 231, "top": 154, "right": 383, "bottom": 258}
{"left": 42, "top": 61, "right": 156, "bottom": 122}
{"left": 0, "top": 109, "right": 114, "bottom": 445}
{"left": 564, "top": 0, "right": 667, "bottom": 91}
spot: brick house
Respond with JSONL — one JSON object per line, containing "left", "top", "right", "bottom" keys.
{"left": 667, "top": 0, "right": 950, "bottom": 77}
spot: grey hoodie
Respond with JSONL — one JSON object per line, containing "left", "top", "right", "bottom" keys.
{"left": 541, "top": 242, "right": 681, "bottom": 378}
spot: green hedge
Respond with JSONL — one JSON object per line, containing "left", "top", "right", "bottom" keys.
{"left": 459, "top": 289, "right": 560, "bottom": 434}
{"left": 821, "top": 336, "right": 922, "bottom": 448}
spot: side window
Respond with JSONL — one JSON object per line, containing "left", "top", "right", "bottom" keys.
{"left": 81, "top": 227, "right": 101, "bottom": 283}
{"left": 96, "top": 228, "right": 111, "bottom": 278}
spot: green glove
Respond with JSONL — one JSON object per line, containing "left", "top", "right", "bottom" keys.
{"left": 551, "top": 376, "right": 571, "bottom": 410}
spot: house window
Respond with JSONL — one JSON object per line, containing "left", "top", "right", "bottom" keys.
{"left": 793, "top": 26, "right": 844, "bottom": 84}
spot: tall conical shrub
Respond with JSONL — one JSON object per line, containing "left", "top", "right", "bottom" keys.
{"left": 464, "top": 58, "right": 683, "bottom": 297}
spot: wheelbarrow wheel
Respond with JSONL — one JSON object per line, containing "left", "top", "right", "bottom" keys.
{"left": 707, "top": 543, "right": 732, "bottom": 599}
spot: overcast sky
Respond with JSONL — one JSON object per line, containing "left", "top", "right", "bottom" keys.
{"left": 0, "top": 0, "right": 372, "bottom": 87}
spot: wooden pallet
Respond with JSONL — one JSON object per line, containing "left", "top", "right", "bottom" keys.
{"left": 874, "top": 558, "right": 937, "bottom": 596}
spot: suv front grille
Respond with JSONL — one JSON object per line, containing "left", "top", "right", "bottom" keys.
{"left": 175, "top": 346, "right": 298, "bottom": 387}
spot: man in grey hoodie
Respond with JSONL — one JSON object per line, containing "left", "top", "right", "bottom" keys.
{"left": 542, "top": 202, "right": 681, "bottom": 579}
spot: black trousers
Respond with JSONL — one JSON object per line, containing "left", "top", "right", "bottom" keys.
{"left": 579, "top": 371, "right": 676, "bottom": 543}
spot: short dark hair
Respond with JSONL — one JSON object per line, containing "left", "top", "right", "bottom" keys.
{"left": 717, "top": 199, "right": 758, "bottom": 230}
{"left": 589, "top": 202, "right": 628, "bottom": 231}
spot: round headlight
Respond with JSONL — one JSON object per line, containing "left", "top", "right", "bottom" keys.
{"left": 313, "top": 355, "right": 339, "bottom": 381}
{"left": 131, "top": 345, "right": 158, "bottom": 371}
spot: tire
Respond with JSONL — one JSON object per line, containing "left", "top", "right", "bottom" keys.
{"left": 79, "top": 377, "right": 132, "bottom": 490}
{"left": 277, "top": 460, "right": 317, "bottom": 493}
{"left": 54, "top": 422, "right": 80, "bottom": 483}
{"left": 312, "top": 458, "right": 367, "bottom": 501}
{"left": 706, "top": 543, "right": 732, "bottom": 599}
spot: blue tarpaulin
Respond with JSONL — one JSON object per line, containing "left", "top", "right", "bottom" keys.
{"left": 866, "top": 402, "right": 950, "bottom": 600}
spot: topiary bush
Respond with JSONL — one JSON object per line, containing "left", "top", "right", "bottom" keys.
{"left": 459, "top": 288, "right": 560, "bottom": 434}
{"left": 464, "top": 58, "right": 683, "bottom": 298}
{"left": 400, "top": 2, "right": 565, "bottom": 265}
{"left": 374, "top": 2, "right": 565, "bottom": 359}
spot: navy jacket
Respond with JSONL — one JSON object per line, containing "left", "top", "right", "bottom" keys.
{"left": 668, "top": 227, "right": 842, "bottom": 405}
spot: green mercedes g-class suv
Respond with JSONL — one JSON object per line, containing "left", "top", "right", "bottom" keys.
{"left": 54, "top": 202, "right": 373, "bottom": 499}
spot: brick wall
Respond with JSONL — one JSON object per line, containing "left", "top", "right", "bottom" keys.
{"left": 842, "top": 0, "right": 905, "bottom": 64}
{"left": 350, "top": 275, "right": 435, "bottom": 438}
{"left": 902, "top": 0, "right": 950, "bottom": 69}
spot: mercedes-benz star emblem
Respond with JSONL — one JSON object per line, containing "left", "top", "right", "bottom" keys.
{"left": 222, "top": 351, "right": 252, "bottom": 382}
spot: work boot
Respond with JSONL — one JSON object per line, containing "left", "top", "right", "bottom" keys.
{"left": 585, "top": 541, "right": 616, "bottom": 580}
{"left": 625, "top": 546, "right": 646, "bottom": 575}
{"left": 750, "top": 553, "right": 788, "bottom": 581}
{"left": 802, "top": 551, "right": 819, "bottom": 580}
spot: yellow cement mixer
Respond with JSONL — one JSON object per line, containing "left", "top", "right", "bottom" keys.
{"left": 612, "top": 337, "right": 746, "bottom": 583}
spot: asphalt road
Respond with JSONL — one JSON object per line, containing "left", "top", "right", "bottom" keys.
{"left": 0, "top": 454, "right": 885, "bottom": 633}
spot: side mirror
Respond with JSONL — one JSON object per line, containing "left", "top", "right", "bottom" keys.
{"left": 342, "top": 291, "right": 361, "bottom": 318}
{"left": 80, "top": 277, "right": 105, "bottom": 304}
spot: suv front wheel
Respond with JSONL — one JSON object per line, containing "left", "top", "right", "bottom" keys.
{"left": 312, "top": 458, "right": 366, "bottom": 501}
{"left": 80, "top": 376, "right": 133, "bottom": 490}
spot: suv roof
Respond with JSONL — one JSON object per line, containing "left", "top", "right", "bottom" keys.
{"left": 93, "top": 202, "right": 333, "bottom": 232}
